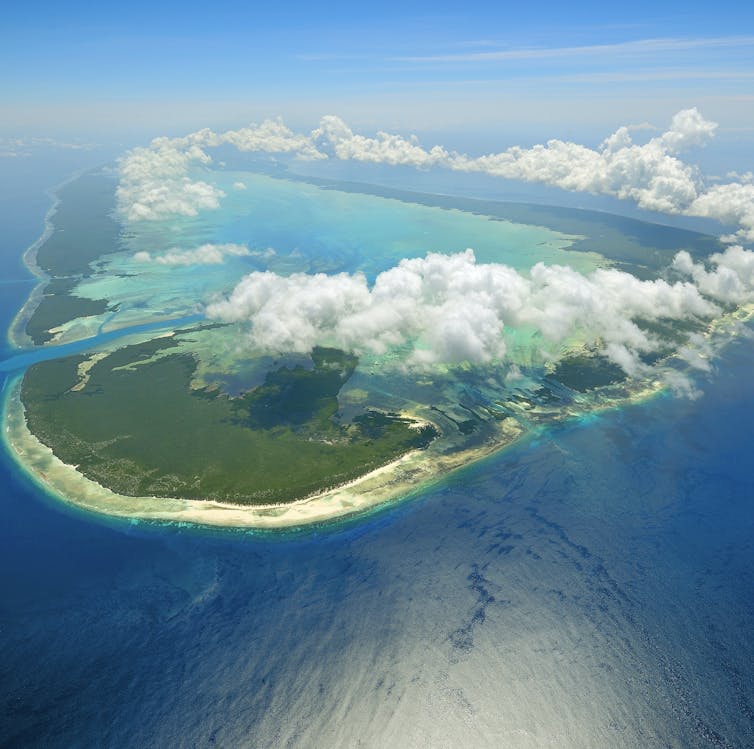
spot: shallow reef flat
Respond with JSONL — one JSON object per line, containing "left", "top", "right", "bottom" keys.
{"left": 15, "top": 168, "right": 603, "bottom": 348}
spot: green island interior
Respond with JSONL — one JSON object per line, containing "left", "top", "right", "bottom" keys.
{"left": 21, "top": 336, "right": 436, "bottom": 503}
{"left": 25, "top": 173, "right": 120, "bottom": 344}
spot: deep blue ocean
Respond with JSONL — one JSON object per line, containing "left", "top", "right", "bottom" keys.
{"left": 1, "top": 157, "right": 753, "bottom": 748}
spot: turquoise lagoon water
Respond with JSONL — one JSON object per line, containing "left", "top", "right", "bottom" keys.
{"left": 1, "top": 158, "right": 753, "bottom": 747}
{"left": 74, "top": 169, "right": 598, "bottom": 340}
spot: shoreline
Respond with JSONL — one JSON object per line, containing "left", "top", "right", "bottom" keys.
{"left": 7, "top": 168, "right": 91, "bottom": 351}
{"left": 5, "top": 304, "right": 751, "bottom": 531}
{"left": 2, "top": 375, "right": 524, "bottom": 529}
{"left": 4, "top": 168, "right": 753, "bottom": 531}
{"left": 6, "top": 298, "right": 752, "bottom": 531}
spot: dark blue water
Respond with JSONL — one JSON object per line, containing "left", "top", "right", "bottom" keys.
{"left": 1, "top": 160, "right": 753, "bottom": 748}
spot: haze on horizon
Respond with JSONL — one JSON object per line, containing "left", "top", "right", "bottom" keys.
{"left": 1, "top": 0, "right": 753, "bottom": 161}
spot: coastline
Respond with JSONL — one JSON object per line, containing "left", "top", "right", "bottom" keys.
{"left": 7, "top": 168, "right": 89, "bottom": 350}
{"left": 3, "top": 375, "right": 524, "bottom": 529}
{"left": 4, "top": 167, "right": 752, "bottom": 531}
{"left": 6, "top": 299, "right": 752, "bottom": 530}
{"left": 1, "top": 177, "right": 531, "bottom": 531}
{"left": 6, "top": 305, "right": 751, "bottom": 530}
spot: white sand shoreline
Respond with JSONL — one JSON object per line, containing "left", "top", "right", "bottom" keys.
{"left": 3, "top": 375, "right": 524, "bottom": 529}
{"left": 5, "top": 300, "right": 751, "bottom": 531}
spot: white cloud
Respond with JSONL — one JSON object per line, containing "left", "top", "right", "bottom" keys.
{"left": 725, "top": 171, "right": 754, "bottom": 184}
{"left": 115, "top": 108, "right": 754, "bottom": 245}
{"left": 252, "top": 247, "right": 277, "bottom": 258}
{"left": 662, "top": 369, "right": 703, "bottom": 400}
{"left": 116, "top": 118, "right": 328, "bottom": 221}
{"left": 687, "top": 183, "right": 754, "bottom": 243}
{"left": 111, "top": 110, "right": 754, "bottom": 402}
{"left": 215, "top": 118, "right": 325, "bottom": 160}
{"left": 116, "top": 140, "right": 225, "bottom": 221}
{"left": 445, "top": 108, "right": 754, "bottom": 242}
{"left": 449, "top": 108, "right": 714, "bottom": 214}
{"left": 207, "top": 249, "right": 726, "bottom": 374}
{"left": 311, "top": 115, "right": 451, "bottom": 168}
{"left": 134, "top": 243, "right": 251, "bottom": 266}
{"left": 675, "top": 332, "right": 714, "bottom": 372}
{"left": 673, "top": 245, "right": 754, "bottom": 303}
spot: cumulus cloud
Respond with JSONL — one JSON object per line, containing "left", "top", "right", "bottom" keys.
{"left": 214, "top": 118, "right": 325, "bottom": 160}
{"left": 442, "top": 108, "right": 754, "bottom": 241}
{"left": 449, "top": 107, "right": 715, "bottom": 214}
{"left": 687, "top": 183, "right": 754, "bottom": 243}
{"left": 207, "top": 249, "right": 728, "bottom": 374}
{"left": 116, "top": 108, "right": 754, "bottom": 244}
{"left": 311, "top": 115, "right": 451, "bottom": 168}
{"left": 134, "top": 243, "right": 251, "bottom": 266}
{"left": 673, "top": 244, "right": 754, "bottom": 303}
{"left": 116, "top": 118, "right": 328, "bottom": 221}
{"left": 116, "top": 139, "right": 225, "bottom": 221}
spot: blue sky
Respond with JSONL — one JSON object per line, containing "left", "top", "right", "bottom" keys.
{"left": 1, "top": 0, "right": 753, "bottom": 151}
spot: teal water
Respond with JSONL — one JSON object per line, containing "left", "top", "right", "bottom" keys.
{"left": 73, "top": 169, "right": 599, "bottom": 341}
{"left": 0, "top": 315, "right": 203, "bottom": 373}
{"left": 1, "top": 158, "right": 753, "bottom": 747}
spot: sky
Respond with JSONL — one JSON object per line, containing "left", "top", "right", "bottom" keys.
{"left": 1, "top": 0, "right": 753, "bottom": 152}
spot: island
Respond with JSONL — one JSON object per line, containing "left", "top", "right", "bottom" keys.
{"left": 4, "top": 165, "right": 744, "bottom": 529}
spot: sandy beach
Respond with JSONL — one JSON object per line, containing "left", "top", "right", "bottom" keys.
{"left": 3, "top": 375, "right": 524, "bottom": 529}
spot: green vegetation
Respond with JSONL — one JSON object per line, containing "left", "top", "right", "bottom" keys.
{"left": 36, "top": 173, "right": 123, "bottom": 277}
{"left": 26, "top": 277, "right": 110, "bottom": 344}
{"left": 549, "top": 352, "right": 627, "bottom": 392}
{"left": 26, "top": 172, "right": 121, "bottom": 342}
{"left": 485, "top": 202, "right": 723, "bottom": 271}
{"left": 234, "top": 348, "right": 359, "bottom": 430}
{"left": 21, "top": 340, "right": 436, "bottom": 504}
{"left": 429, "top": 405, "right": 478, "bottom": 434}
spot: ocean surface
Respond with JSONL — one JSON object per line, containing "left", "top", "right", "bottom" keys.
{"left": 1, "top": 158, "right": 753, "bottom": 748}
